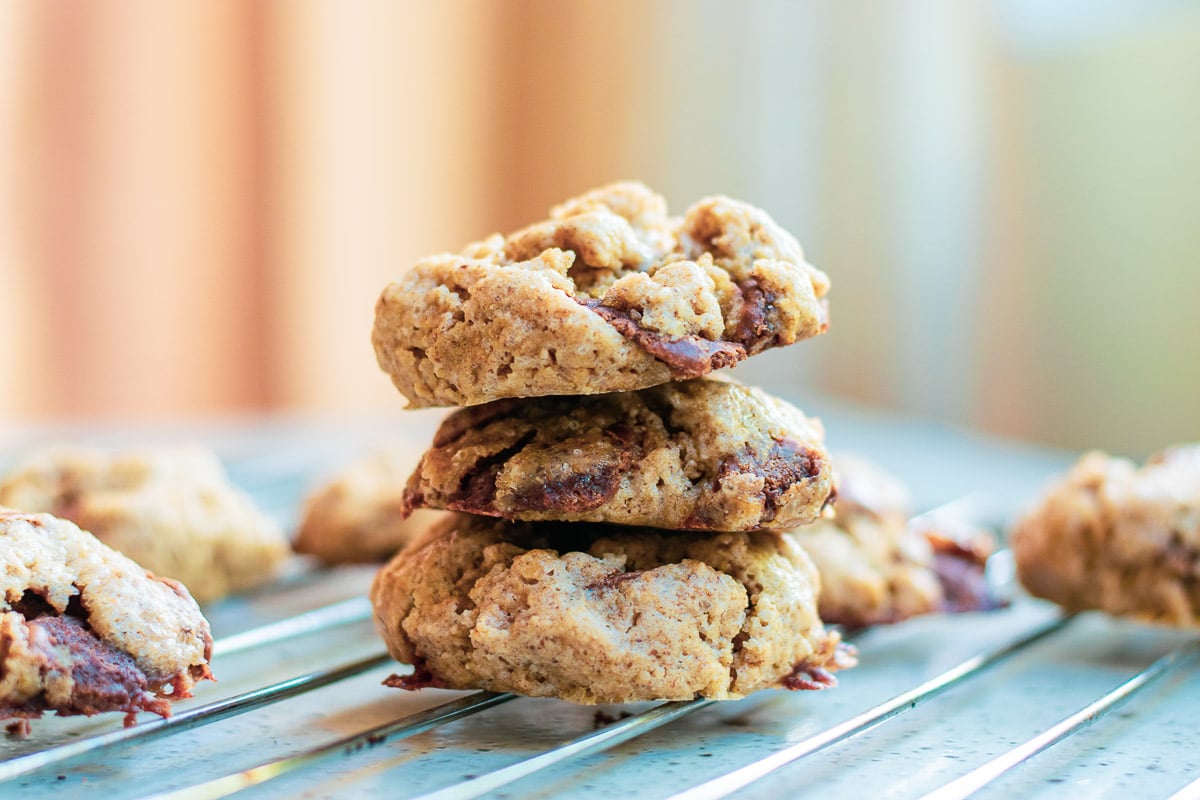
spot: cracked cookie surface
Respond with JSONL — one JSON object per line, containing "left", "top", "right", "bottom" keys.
{"left": 1011, "top": 444, "right": 1200, "bottom": 626}
{"left": 370, "top": 513, "right": 851, "bottom": 704}
{"left": 0, "top": 509, "right": 213, "bottom": 727}
{"left": 372, "top": 181, "right": 830, "bottom": 407}
{"left": 294, "top": 445, "right": 446, "bottom": 564}
{"left": 402, "top": 377, "right": 833, "bottom": 531}
{"left": 0, "top": 446, "right": 290, "bottom": 603}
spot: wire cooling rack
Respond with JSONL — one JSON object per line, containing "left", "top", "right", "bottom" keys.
{"left": 2, "top": 410, "right": 1197, "bottom": 799}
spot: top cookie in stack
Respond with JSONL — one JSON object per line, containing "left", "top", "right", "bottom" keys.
{"left": 372, "top": 181, "right": 830, "bottom": 408}
{"left": 369, "top": 182, "right": 851, "bottom": 704}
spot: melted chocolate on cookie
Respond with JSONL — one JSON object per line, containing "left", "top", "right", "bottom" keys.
{"left": 582, "top": 300, "right": 746, "bottom": 378}
{"left": 0, "top": 610, "right": 170, "bottom": 725}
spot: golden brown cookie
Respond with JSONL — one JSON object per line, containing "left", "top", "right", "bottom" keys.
{"left": 790, "top": 456, "right": 997, "bottom": 627}
{"left": 790, "top": 457, "right": 942, "bottom": 627}
{"left": 1011, "top": 444, "right": 1200, "bottom": 626}
{"left": 372, "top": 181, "right": 831, "bottom": 408}
{"left": 370, "top": 513, "right": 852, "bottom": 704}
{"left": 0, "top": 509, "right": 213, "bottom": 728}
{"left": 0, "top": 446, "right": 290, "bottom": 603}
{"left": 402, "top": 377, "right": 833, "bottom": 532}
{"left": 294, "top": 445, "right": 446, "bottom": 564}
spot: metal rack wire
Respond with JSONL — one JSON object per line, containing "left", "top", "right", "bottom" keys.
{"left": 4, "top": 433, "right": 1198, "bottom": 799}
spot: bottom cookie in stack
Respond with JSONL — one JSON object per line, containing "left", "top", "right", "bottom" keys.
{"left": 370, "top": 512, "right": 853, "bottom": 704}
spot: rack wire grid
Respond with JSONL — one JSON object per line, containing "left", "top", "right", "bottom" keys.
{"left": 2, "top": 404, "right": 1197, "bottom": 800}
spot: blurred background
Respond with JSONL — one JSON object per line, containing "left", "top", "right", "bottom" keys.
{"left": 1, "top": 0, "right": 1197, "bottom": 457}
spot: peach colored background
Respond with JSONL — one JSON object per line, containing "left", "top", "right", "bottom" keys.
{"left": 3, "top": 2, "right": 1198, "bottom": 456}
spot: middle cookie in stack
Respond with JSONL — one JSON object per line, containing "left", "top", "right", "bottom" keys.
{"left": 369, "top": 181, "right": 852, "bottom": 703}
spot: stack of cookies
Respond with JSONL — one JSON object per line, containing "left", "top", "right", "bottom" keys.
{"left": 368, "top": 182, "right": 853, "bottom": 704}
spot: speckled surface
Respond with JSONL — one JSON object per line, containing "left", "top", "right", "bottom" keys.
{"left": 2, "top": 404, "right": 1196, "bottom": 799}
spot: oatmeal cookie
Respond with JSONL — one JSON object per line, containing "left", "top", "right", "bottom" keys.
{"left": 370, "top": 513, "right": 852, "bottom": 704}
{"left": 372, "top": 181, "right": 830, "bottom": 407}
{"left": 0, "top": 509, "right": 213, "bottom": 727}
{"left": 402, "top": 378, "right": 833, "bottom": 531}
{"left": 1011, "top": 444, "right": 1200, "bottom": 626}
{"left": 294, "top": 445, "right": 446, "bottom": 564}
{"left": 0, "top": 446, "right": 290, "bottom": 603}
{"left": 790, "top": 457, "right": 942, "bottom": 627}
{"left": 790, "top": 456, "right": 997, "bottom": 627}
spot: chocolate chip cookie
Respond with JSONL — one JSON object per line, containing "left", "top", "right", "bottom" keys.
{"left": 372, "top": 181, "right": 830, "bottom": 407}
{"left": 402, "top": 377, "right": 833, "bottom": 532}
{"left": 789, "top": 456, "right": 943, "bottom": 627}
{"left": 0, "top": 509, "right": 213, "bottom": 729}
{"left": 790, "top": 456, "right": 995, "bottom": 627}
{"left": 370, "top": 513, "right": 852, "bottom": 703}
{"left": 0, "top": 446, "right": 290, "bottom": 603}
{"left": 1011, "top": 444, "right": 1200, "bottom": 626}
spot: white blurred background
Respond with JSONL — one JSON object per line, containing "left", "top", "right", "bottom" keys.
{"left": 2, "top": 0, "right": 1197, "bottom": 457}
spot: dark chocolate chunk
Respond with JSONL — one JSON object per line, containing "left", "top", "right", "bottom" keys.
{"left": 441, "top": 431, "right": 537, "bottom": 515}
{"left": 754, "top": 439, "right": 823, "bottom": 521}
{"left": 583, "top": 300, "right": 747, "bottom": 378}
{"left": 730, "top": 278, "right": 776, "bottom": 353}
{"left": 686, "top": 438, "right": 824, "bottom": 529}
{"left": 505, "top": 464, "right": 623, "bottom": 515}
{"left": 927, "top": 534, "right": 1006, "bottom": 613}
{"left": 504, "top": 425, "right": 636, "bottom": 516}
{"left": 0, "top": 614, "right": 169, "bottom": 724}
